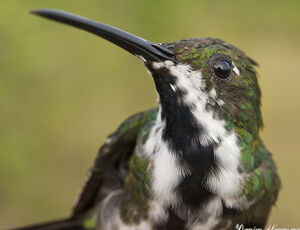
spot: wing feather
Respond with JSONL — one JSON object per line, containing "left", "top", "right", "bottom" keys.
{"left": 72, "top": 108, "right": 158, "bottom": 217}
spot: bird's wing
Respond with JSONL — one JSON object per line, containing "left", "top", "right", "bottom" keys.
{"left": 222, "top": 139, "right": 280, "bottom": 228}
{"left": 239, "top": 139, "right": 281, "bottom": 206}
{"left": 71, "top": 107, "right": 158, "bottom": 217}
{"left": 213, "top": 139, "right": 280, "bottom": 229}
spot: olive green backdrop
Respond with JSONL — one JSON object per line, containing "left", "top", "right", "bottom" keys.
{"left": 0, "top": 0, "right": 299, "bottom": 229}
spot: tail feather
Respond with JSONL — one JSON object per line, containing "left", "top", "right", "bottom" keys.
{"left": 14, "top": 217, "right": 87, "bottom": 230}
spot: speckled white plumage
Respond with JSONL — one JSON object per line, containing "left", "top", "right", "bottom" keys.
{"left": 142, "top": 61, "right": 245, "bottom": 228}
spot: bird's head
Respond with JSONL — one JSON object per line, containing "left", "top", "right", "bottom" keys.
{"left": 32, "top": 9, "right": 262, "bottom": 147}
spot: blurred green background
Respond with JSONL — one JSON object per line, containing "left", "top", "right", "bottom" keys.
{"left": 0, "top": 0, "right": 299, "bottom": 229}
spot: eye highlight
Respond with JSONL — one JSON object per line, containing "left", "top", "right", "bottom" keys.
{"left": 209, "top": 54, "right": 233, "bottom": 81}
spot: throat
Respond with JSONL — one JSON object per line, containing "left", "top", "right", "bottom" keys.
{"left": 146, "top": 62, "right": 243, "bottom": 212}
{"left": 160, "top": 102, "right": 219, "bottom": 179}
{"left": 146, "top": 106, "right": 218, "bottom": 208}
{"left": 162, "top": 113, "right": 218, "bottom": 207}
{"left": 150, "top": 64, "right": 218, "bottom": 175}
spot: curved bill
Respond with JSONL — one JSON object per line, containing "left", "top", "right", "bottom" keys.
{"left": 31, "top": 9, "right": 176, "bottom": 63}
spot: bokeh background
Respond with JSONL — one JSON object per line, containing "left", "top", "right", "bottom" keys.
{"left": 0, "top": 0, "right": 299, "bottom": 229}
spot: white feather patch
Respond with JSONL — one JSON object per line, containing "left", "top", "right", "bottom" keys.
{"left": 149, "top": 61, "right": 244, "bottom": 209}
{"left": 233, "top": 62, "right": 240, "bottom": 76}
{"left": 144, "top": 107, "right": 189, "bottom": 208}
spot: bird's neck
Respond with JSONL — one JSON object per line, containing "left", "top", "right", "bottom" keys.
{"left": 145, "top": 62, "right": 244, "bottom": 208}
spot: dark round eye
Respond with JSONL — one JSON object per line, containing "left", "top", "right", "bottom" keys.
{"left": 213, "top": 60, "right": 231, "bottom": 80}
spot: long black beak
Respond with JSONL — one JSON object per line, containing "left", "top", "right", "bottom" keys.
{"left": 31, "top": 9, "right": 176, "bottom": 62}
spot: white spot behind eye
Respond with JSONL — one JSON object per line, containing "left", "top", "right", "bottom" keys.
{"left": 232, "top": 63, "right": 240, "bottom": 76}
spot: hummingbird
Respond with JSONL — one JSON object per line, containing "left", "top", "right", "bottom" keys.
{"left": 19, "top": 9, "right": 280, "bottom": 230}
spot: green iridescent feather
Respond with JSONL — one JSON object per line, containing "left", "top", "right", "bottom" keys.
{"left": 72, "top": 108, "right": 158, "bottom": 224}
